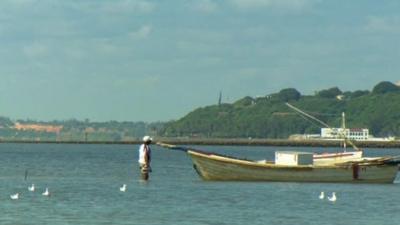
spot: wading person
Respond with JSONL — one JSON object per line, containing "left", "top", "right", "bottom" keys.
{"left": 138, "top": 135, "right": 152, "bottom": 180}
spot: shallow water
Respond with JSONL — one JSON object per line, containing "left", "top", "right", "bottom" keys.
{"left": 0, "top": 143, "right": 399, "bottom": 225}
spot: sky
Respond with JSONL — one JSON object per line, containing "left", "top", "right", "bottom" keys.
{"left": 0, "top": 0, "right": 399, "bottom": 122}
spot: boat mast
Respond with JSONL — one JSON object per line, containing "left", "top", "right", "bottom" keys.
{"left": 342, "top": 112, "right": 346, "bottom": 130}
{"left": 286, "top": 103, "right": 361, "bottom": 151}
{"left": 342, "top": 112, "right": 347, "bottom": 150}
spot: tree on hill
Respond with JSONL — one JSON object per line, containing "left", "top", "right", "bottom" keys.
{"left": 349, "top": 90, "right": 370, "bottom": 98}
{"left": 234, "top": 96, "right": 254, "bottom": 107}
{"left": 372, "top": 81, "right": 400, "bottom": 94}
{"left": 316, "top": 87, "right": 342, "bottom": 98}
{"left": 277, "top": 88, "right": 301, "bottom": 102}
{"left": 0, "top": 117, "right": 13, "bottom": 127}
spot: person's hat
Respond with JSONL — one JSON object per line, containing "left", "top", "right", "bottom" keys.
{"left": 143, "top": 135, "right": 152, "bottom": 142}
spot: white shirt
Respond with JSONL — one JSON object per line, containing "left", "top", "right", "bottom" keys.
{"left": 138, "top": 144, "right": 151, "bottom": 164}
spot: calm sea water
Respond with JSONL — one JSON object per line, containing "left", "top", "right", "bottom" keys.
{"left": 0, "top": 143, "right": 399, "bottom": 225}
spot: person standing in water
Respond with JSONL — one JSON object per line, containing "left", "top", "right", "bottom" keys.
{"left": 138, "top": 135, "right": 152, "bottom": 180}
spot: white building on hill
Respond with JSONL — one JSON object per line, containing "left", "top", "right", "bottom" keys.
{"left": 321, "top": 128, "right": 369, "bottom": 140}
{"left": 289, "top": 111, "right": 396, "bottom": 142}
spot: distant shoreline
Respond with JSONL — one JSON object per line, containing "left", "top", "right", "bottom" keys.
{"left": 0, "top": 138, "right": 399, "bottom": 148}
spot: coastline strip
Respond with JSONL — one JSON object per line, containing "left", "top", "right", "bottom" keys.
{"left": 0, "top": 138, "right": 399, "bottom": 148}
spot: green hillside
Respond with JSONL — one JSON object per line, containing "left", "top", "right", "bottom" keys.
{"left": 160, "top": 81, "right": 400, "bottom": 138}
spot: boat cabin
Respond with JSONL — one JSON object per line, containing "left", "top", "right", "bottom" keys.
{"left": 275, "top": 151, "right": 314, "bottom": 166}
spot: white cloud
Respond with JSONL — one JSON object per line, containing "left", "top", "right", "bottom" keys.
{"left": 128, "top": 25, "right": 153, "bottom": 39}
{"left": 191, "top": 0, "right": 218, "bottom": 13}
{"left": 364, "top": 16, "right": 400, "bottom": 33}
{"left": 2, "top": 0, "right": 37, "bottom": 6}
{"left": 61, "top": 0, "right": 155, "bottom": 15}
{"left": 23, "top": 43, "right": 49, "bottom": 58}
{"left": 113, "top": 75, "right": 160, "bottom": 89}
{"left": 96, "top": 0, "right": 156, "bottom": 14}
{"left": 130, "top": 0, "right": 156, "bottom": 13}
{"left": 228, "top": 0, "right": 318, "bottom": 11}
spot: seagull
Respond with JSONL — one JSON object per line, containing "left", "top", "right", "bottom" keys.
{"left": 28, "top": 184, "right": 35, "bottom": 192}
{"left": 120, "top": 184, "right": 127, "bottom": 192}
{"left": 10, "top": 193, "right": 19, "bottom": 200}
{"left": 319, "top": 191, "right": 324, "bottom": 200}
{"left": 328, "top": 192, "right": 337, "bottom": 202}
{"left": 42, "top": 188, "right": 50, "bottom": 196}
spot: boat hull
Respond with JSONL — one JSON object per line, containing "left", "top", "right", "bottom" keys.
{"left": 188, "top": 151, "right": 398, "bottom": 183}
{"left": 313, "top": 151, "right": 362, "bottom": 166}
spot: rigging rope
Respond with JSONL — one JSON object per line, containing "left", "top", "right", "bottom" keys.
{"left": 286, "top": 103, "right": 361, "bottom": 151}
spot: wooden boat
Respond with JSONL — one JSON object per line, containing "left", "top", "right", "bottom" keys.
{"left": 188, "top": 150, "right": 399, "bottom": 183}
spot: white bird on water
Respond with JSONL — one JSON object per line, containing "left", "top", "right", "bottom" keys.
{"left": 10, "top": 193, "right": 19, "bottom": 200}
{"left": 120, "top": 184, "right": 127, "bottom": 192}
{"left": 42, "top": 188, "right": 50, "bottom": 196}
{"left": 28, "top": 184, "right": 35, "bottom": 192}
{"left": 328, "top": 192, "right": 337, "bottom": 202}
{"left": 319, "top": 191, "right": 324, "bottom": 200}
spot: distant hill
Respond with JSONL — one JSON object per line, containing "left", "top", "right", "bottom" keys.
{"left": 160, "top": 81, "right": 400, "bottom": 138}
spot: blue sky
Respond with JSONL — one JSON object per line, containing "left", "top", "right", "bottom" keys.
{"left": 0, "top": 0, "right": 399, "bottom": 122}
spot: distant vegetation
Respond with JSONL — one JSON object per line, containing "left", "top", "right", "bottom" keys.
{"left": 0, "top": 118, "right": 163, "bottom": 142}
{"left": 1, "top": 81, "right": 400, "bottom": 141}
{"left": 160, "top": 81, "right": 400, "bottom": 139}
